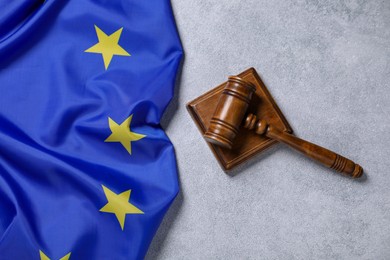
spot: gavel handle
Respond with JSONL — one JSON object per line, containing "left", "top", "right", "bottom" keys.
{"left": 265, "top": 125, "right": 363, "bottom": 178}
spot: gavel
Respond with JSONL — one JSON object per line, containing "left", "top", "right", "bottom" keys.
{"left": 204, "top": 76, "right": 363, "bottom": 178}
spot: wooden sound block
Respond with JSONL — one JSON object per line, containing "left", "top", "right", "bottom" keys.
{"left": 186, "top": 67, "right": 293, "bottom": 171}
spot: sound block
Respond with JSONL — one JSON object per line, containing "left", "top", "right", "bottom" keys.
{"left": 186, "top": 67, "right": 293, "bottom": 171}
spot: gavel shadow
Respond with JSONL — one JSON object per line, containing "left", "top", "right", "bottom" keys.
{"left": 355, "top": 172, "right": 368, "bottom": 182}
{"left": 226, "top": 141, "right": 369, "bottom": 183}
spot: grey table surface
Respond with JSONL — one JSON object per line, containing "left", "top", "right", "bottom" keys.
{"left": 146, "top": 0, "right": 390, "bottom": 259}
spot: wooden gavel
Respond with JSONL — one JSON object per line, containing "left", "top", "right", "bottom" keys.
{"left": 204, "top": 76, "right": 363, "bottom": 178}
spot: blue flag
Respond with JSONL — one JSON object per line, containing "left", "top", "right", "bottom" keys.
{"left": 0, "top": 0, "right": 182, "bottom": 259}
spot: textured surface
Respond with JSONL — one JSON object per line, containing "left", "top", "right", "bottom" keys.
{"left": 147, "top": 0, "right": 390, "bottom": 259}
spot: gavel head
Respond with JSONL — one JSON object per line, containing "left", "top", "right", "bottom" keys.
{"left": 204, "top": 76, "right": 256, "bottom": 149}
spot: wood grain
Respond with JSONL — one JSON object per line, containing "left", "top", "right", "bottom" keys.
{"left": 186, "top": 68, "right": 292, "bottom": 171}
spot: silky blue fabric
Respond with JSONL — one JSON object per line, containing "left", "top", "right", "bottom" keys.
{"left": 0, "top": 0, "right": 182, "bottom": 259}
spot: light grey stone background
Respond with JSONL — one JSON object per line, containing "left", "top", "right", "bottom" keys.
{"left": 147, "top": 0, "right": 390, "bottom": 259}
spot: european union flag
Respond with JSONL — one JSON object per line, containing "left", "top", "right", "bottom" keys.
{"left": 0, "top": 0, "right": 182, "bottom": 259}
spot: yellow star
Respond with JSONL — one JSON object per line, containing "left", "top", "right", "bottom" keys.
{"left": 39, "top": 250, "right": 71, "bottom": 260}
{"left": 105, "top": 115, "right": 146, "bottom": 154}
{"left": 100, "top": 185, "right": 144, "bottom": 230}
{"left": 85, "top": 25, "right": 130, "bottom": 70}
